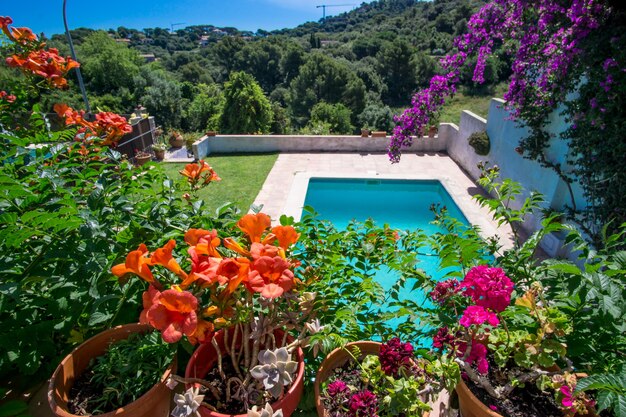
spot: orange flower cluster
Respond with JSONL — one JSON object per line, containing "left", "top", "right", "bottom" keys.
{"left": 2, "top": 16, "right": 79, "bottom": 89}
{"left": 179, "top": 160, "right": 221, "bottom": 189}
{"left": 111, "top": 213, "right": 301, "bottom": 344}
{"left": 54, "top": 104, "right": 132, "bottom": 146}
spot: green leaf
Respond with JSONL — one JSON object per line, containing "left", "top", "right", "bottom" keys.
{"left": 88, "top": 311, "right": 113, "bottom": 326}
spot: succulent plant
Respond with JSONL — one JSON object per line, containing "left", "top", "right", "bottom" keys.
{"left": 247, "top": 403, "right": 283, "bottom": 417}
{"left": 171, "top": 387, "right": 204, "bottom": 417}
{"left": 250, "top": 347, "right": 298, "bottom": 398}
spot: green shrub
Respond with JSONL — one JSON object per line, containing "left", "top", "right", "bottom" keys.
{"left": 308, "top": 101, "right": 353, "bottom": 134}
{"left": 468, "top": 130, "right": 490, "bottom": 155}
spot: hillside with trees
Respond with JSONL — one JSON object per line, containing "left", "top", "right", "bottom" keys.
{"left": 2, "top": 0, "right": 509, "bottom": 135}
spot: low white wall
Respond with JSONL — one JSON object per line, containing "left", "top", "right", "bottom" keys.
{"left": 192, "top": 134, "right": 447, "bottom": 159}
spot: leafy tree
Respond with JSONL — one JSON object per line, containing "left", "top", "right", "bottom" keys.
{"left": 220, "top": 71, "right": 273, "bottom": 134}
{"left": 134, "top": 67, "right": 184, "bottom": 129}
{"left": 234, "top": 39, "right": 283, "bottom": 93}
{"left": 289, "top": 53, "right": 365, "bottom": 127}
{"left": 308, "top": 101, "right": 353, "bottom": 134}
{"left": 376, "top": 39, "right": 417, "bottom": 105}
{"left": 270, "top": 102, "right": 291, "bottom": 134}
{"left": 183, "top": 83, "right": 224, "bottom": 132}
{"left": 358, "top": 103, "right": 394, "bottom": 132}
{"left": 78, "top": 31, "right": 142, "bottom": 96}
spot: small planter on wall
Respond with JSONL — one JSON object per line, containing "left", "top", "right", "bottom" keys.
{"left": 206, "top": 131, "right": 217, "bottom": 137}
{"left": 360, "top": 129, "right": 370, "bottom": 137}
{"left": 371, "top": 131, "right": 387, "bottom": 138}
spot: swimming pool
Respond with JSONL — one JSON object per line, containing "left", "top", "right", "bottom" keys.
{"left": 301, "top": 177, "right": 471, "bottom": 336}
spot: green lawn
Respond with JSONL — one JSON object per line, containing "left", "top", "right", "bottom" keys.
{"left": 160, "top": 153, "right": 278, "bottom": 213}
{"left": 438, "top": 83, "right": 508, "bottom": 125}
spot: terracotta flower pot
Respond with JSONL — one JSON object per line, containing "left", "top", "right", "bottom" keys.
{"left": 456, "top": 379, "right": 501, "bottom": 417}
{"left": 428, "top": 126, "right": 438, "bottom": 138}
{"left": 371, "top": 131, "right": 387, "bottom": 138}
{"left": 457, "top": 377, "right": 597, "bottom": 417}
{"left": 170, "top": 135, "right": 184, "bottom": 148}
{"left": 206, "top": 131, "right": 217, "bottom": 137}
{"left": 154, "top": 149, "right": 165, "bottom": 161}
{"left": 360, "top": 129, "right": 370, "bottom": 137}
{"left": 136, "top": 154, "right": 152, "bottom": 166}
{"left": 48, "top": 323, "right": 176, "bottom": 417}
{"left": 314, "top": 341, "right": 430, "bottom": 417}
{"left": 185, "top": 327, "right": 305, "bottom": 417}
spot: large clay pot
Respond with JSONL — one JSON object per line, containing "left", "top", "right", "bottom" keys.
{"left": 154, "top": 149, "right": 166, "bottom": 161}
{"left": 428, "top": 125, "right": 438, "bottom": 138}
{"left": 314, "top": 341, "right": 430, "bottom": 417}
{"left": 185, "top": 327, "right": 305, "bottom": 417}
{"left": 457, "top": 377, "right": 596, "bottom": 417}
{"left": 456, "top": 379, "right": 501, "bottom": 417}
{"left": 48, "top": 323, "right": 175, "bottom": 417}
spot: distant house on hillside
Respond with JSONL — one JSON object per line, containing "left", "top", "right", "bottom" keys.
{"left": 321, "top": 40, "right": 340, "bottom": 47}
{"left": 199, "top": 35, "right": 210, "bottom": 47}
{"left": 114, "top": 38, "right": 131, "bottom": 44}
{"left": 139, "top": 53, "right": 157, "bottom": 63}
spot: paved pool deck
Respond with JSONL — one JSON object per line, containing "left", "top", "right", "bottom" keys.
{"left": 252, "top": 152, "right": 515, "bottom": 250}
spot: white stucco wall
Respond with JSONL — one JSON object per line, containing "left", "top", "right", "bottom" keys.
{"left": 192, "top": 134, "right": 447, "bottom": 159}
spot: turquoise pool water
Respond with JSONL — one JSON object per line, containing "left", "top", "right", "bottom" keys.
{"left": 302, "top": 178, "right": 471, "bottom": 336}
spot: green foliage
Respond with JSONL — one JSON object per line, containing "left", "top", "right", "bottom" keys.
{"left": 183, "top": 83, "right": 224, "bottom": 132}
{"left": 575, "top": 373, "right": 626, "bottom": 417}
{"left": 308, "top": 102, "right": 353, "bottom": 134}
{"left": 87, "top": 331, "right": 175, "bottom": 413}
{"left": 288, "top": 53, "right": 366, "bottom": 127}
{"left": 376, "top": 39, "right": 418, "bottom": 105}
{"left": 358, "top": 103, "right": 394, "bottom": 132}
{"left": 78, "top": 31, "right": 142, "bottom": 96}
{"left": 468, "top": 130, "right": 490, "bottom": 155}
{"left": 134, "top": 66, "right": 184, "bottom": 129}
{"left": 220, "top": 71, "right": 273, "bottom": 134}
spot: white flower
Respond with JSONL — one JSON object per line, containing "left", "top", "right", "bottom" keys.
{"left": 247, "top": 403, "right": 283, "bottom": 417}
{"left": 171, "top": 387, "right": 204, "bottom": 417}
{"left": 250, "top": 347, "right": 298, "bottom": 398}
{"left": 305, "top": 318, "right": 325, "bottom": 334}
{"left": 165, "top": 377, "right": 179, "bottom": 390}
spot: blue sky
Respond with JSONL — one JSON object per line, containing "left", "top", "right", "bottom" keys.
{"left": 3, "top": 0, "right": 363, "bottom": 37}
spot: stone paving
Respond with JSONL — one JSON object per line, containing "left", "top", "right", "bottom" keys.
{"left": 253, "top": 152, "right": 514, "bottom": 249}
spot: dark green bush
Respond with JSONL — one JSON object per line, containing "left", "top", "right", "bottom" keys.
{"left": 468, "top": 130, "right": 490, "bottom": 155}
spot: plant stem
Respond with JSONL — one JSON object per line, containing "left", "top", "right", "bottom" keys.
{"left": 170, "top": 375, "right": 221, "bottom": 401}
{"left": 212, "top": 336, "right": 225, "bottom": 379}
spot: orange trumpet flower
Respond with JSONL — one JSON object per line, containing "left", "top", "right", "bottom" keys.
{"left": 111, "top": 243, "right": 158, "bottom": 288}
{"left": 237, "top": 213, "right": 271, "bottom": 243}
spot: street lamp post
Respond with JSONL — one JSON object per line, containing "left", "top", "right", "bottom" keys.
{"left": 62, "top": 0, "right": 91, "bottom": 115}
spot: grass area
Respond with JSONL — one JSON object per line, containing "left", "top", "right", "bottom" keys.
{"left": 160, "top": 153, "right": 278, "bottom": 213}
{"left": 438, "top": 83, "right": 508, "bottom": 125}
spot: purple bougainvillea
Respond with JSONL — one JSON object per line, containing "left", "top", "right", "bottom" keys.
{"left": 389, "top": 0, "right": 611, "bottom": 163}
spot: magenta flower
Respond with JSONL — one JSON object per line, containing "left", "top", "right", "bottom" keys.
{"left": 379, "top": 337, "right": 414, "bottom": 377}
{"left": 327, "top": 380, "right": 350, "bottom": 397}
{"left": 460, "top": 266, "right": 514, "bottom": 313}
{"left": 458, "top": 340, "right": 489, "bottom": 374}
{"left": 348, "top": 390, "right": 378, "bottom": 417}
{"left": 433, "top": 326, "right": 456, "bottom": 350}
{"left": 460, "top": 305, "right": 500, "bottom": 328}
{"left": 430, "top": 279, "right": 460, "bottom": 305}
{"left": 560, "top": 385, "right": 574, "bottom": 408}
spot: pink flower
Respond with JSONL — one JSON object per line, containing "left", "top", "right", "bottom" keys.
{"left": 560, "top": 385, "right": 574, "bottom": 408}
{"left": 460, "top": 305, "right": 500, "bottom": 328}
{"left": 433, "top": 326, "right": 456, "bottom": 350}
{"left": 430, "top": 279, "right": 460, "bottom": 305}
{"left": 460, "top": 266, "right": 514, "bottom": 312}
{"left": 458, "top": 340, "right": 489, "bottom": 374}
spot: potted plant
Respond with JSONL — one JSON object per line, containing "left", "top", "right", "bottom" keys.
{"left": 152, "top": 142, "right": 168, "bottom": 161}
{"left": 135, "top": 149, "right": 152, "bottom": 166}
{"left": 170, "top": 130, "right": 185, "bottom": 148}
{"left": 427, "top": 265, "right": 598, "bottom": 417}
{"left": 314, "top": 338, "right": 436, "bottom": 417}
{"left": 48, "top": 323, "right": 176, "bottom": 417}
{"left": 111, "top": 212, "right": 323, "bottom": 417}
{"left": 371, "top": 131, "right": 387, "bottom": 138}
{"left": 360, "top": 127, "right": 370, "bottom": 138}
